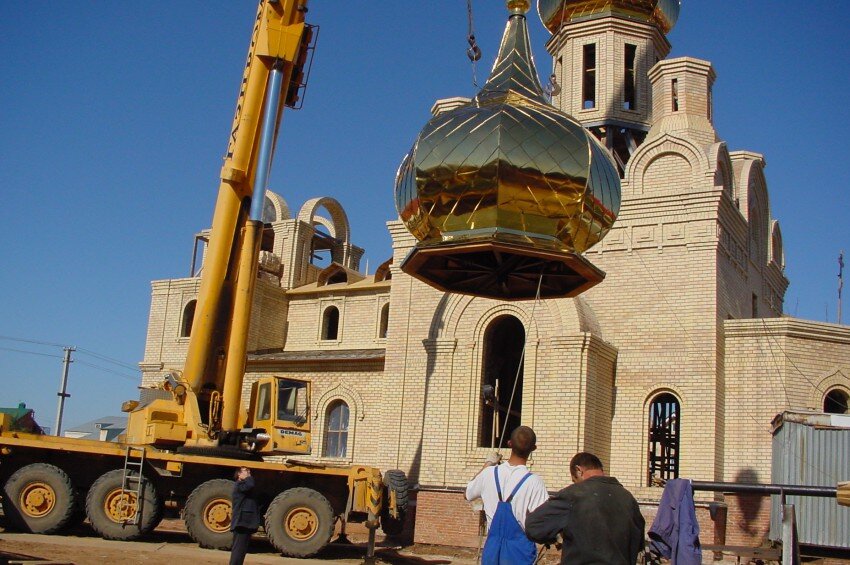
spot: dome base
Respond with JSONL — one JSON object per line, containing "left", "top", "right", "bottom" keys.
{"left": 400, "top": 239, "right": 605, "bottom": 301}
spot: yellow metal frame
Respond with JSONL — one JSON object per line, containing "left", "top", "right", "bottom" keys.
{"left": 181, "top": 0, "right": 308, "bottom": 435}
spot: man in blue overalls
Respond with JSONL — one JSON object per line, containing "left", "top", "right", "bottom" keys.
{"left": 466, "top": 426, "right": 549, "bottom": 565}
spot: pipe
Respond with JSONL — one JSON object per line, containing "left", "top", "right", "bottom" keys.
{"left": 249, "top": 61, "right": 285, "bottom": 222}
{"left": 691, "top": 481, "right": 837, "bottom": 498}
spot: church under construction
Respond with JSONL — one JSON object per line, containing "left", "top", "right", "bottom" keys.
{"left": 140, "top": 0, "right": 850, "bottom": 550}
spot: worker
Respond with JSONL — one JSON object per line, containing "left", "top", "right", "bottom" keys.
{"left": 525, "top": 452, "right": 645, "bottom": 565}
{"left": 230, "top": 467, "right": 261, "bottom": 565}
{"left": 465, "top": 426, "right": 549, "bottom": 564}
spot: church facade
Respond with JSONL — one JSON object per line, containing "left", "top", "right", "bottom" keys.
{"left": 139, "top": 1, "right": 850, "bottom": 549}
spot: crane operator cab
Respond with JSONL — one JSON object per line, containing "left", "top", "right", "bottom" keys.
{"left": 247, "top": 377, "right": 311, "bottom": 454}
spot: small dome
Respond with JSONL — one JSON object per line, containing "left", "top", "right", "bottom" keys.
{"left": 393, "top": 2, "right": 620, "bottom": 300}
{"left": 395, "top": 5, "right": 620, "bottom": 256}
{"left": 537, "top": 0, "right": 680, "bottom": 35}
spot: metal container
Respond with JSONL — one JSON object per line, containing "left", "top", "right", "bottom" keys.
{"left": 769, "top": 411, "right": 850, "bottom": 548}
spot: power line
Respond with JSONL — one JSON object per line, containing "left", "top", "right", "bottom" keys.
{"left": 0, "top": 346, "right": 64, "bottom": 360}
{"left": 76, "top": 348, "right": 138, "bottom": 372}
{"left": 0, "top": 335, "right": 67, "bottom": 348}
{"left": 74, "top": 360, "right": 139, "bottom": 383}
{"left": 0, "top": 334, "right": 139, "bottom": 373}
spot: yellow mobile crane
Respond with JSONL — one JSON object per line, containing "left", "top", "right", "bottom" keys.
{"left": 0, "top": 1, "right": 406, "bottom": 558}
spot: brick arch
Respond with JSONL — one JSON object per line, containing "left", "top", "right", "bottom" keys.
{"left": 709, "top": 142, "right": 735, "bottom": 201}
{"left": 735, "top": 158, "right": 769, "bottom": 224}
{"left": 438, "top": 294, "right": 583, "bottom": 342}
{"left": 265, "top": 191, "right": 291, "bottom": 221}
{"left": 625, "top": 134, "right": 707, "bottom": 195}
{"left": 769, "top": 220, "right": 784, "bottom": 269}
{"left": 297, "top": 197, "right": 350, "bottom": 244}
{"left": 314, "top": 383, "right": 365, "bottom": 422}
{"left": 808, "top": 367, "right": 850, "bottom": 410}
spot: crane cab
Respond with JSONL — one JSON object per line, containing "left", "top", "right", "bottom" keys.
{"left": 247, "top": 376, "right": 311, "bottom": 454}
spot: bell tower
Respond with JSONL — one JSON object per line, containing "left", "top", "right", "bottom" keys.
{"left": 538, "top": 1, "right": 680, "bottom": 174}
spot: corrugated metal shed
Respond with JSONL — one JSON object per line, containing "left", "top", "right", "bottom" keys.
{"left": 769, "top": 410, "right": 850, "bottom": 548}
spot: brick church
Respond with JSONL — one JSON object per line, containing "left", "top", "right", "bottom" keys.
{"left": 140, "top": 0, "right": 850, "bottom": 549}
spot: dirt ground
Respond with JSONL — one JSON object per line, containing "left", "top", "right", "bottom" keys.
{"left": 0, "top": 521, "right": 478, "bottom": 565}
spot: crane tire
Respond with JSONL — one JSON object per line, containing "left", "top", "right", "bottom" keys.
{"left": 380, "top": 469, "right": 409, "bottom": 537}
{"left": 265, "top": 487, "right": 334, "bottom": 558}
{"left": 2, "top": 463, "right": 77, "bottom": 534}
{"left": 184, "top": 479, "right": 235, "bottom": 550}
{"left": 176, "top": 445, "right": 262, "bottom": 461}
{"left": 86, "top": 469, "right": 162, "bottom": 540}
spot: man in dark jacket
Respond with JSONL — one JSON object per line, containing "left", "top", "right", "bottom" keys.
{"left": 230, "top": 467, "right": 261, "bottom": 565}
{"left": 525, "top": 452, "right": 645, "bottom": 564}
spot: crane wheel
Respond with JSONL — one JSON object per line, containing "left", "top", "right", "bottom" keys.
{"left": 184, "top": 479, "right": 235, "bottom": 550}
{"left": 265, "top": 487, "right": 334, "bottom": 557}
{"left": 380, "top": 469, "right": 409, "bottom": 537}
{"left": 86, "top": 469, "right": 163, "bottom": 540}
{"left": 2, "top": 463, "right": 77, "bottom": 534}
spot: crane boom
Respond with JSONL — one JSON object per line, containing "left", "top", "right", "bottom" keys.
{"left": 182, "top": 0, "right": 310, "bottom": 432}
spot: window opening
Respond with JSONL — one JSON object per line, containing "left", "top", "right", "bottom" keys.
{"left": 824, "top": 388, "right": 849, "bottom": 414}
{"left": 309, "top": 224, "right": 334, "bottom": 268}
{"left": 479, "top": 315, "right": 525, "bottom": 448}
{"left": 323, "top": 400, "right": 350, "bottom": 458}
{"left": 582, "top": 44, "right": 596, "bottom": 109}
{"left": 647, "top": 393, "right": 680, "bottom": 486}
{"left": 180, "top": 300, "right": 197, "bottom": 338}
{"left": 256, "top": 383, "right": 271, "bottom": 420}
{"left": 277, "top": 379, "right": 307, "bottom": 421}
{"left": 379, "top": 303, "right": 390, "bottom": 339}
{"left": 321, "top": 306, "right": 339, "bottom": 340}
{"left": 624, "top": 44, "right": 637, "bottom": 110}
{"left": 707, "top": 86, "right": 713, "bottom": 122}
{"left": 752, "top": 293, "right": 759, "bottom": 318}
{"left": 671, "top": 78, "right": 679, "bottom": 112}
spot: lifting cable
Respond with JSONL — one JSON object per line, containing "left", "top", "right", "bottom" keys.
{"left": 498, "top": 271, "right": 545, "bottom": 450}
{"left": 466, "top": 0, "right": 482, "bottom": 87}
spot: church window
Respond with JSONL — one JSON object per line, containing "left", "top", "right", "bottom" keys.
{"left": 624, "top": 44, "right": 637, "bottom": 110}
{"left": 321, "top": 305, "right": 340, "bottom": 340}
{"left": 647, "top": 393, "right": 680, "bottom": 486}
{"left": 479, "top": 315, "right": 525, "bottom": 448}
{"left": 824, "top": 388, "right": 849, "bottom": 414}
{"left": 378, "top": 303, "right": 389, "bottom": 339}
{"left": 582, "top": 44, "right": 596, "bottom": 109}
{"left": 323, "top": 400, "right": 349, "bottom": 458}
{"left": 180, "top": 300, "right": 196, "bottom": 338}
{"left": 671, "top": 78, "right": 679, "bottom": 112}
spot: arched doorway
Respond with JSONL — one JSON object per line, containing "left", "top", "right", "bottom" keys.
{"left": 479, "top": 315, "right": 525, "bottom": 448}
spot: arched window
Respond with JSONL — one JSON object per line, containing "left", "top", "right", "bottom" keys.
{"left": 824, "top": 388, "right": 849, "bottom": 414}
{"left": 323, "top": 400, "right": 349, "bottom": 458}
{"left": 647, "top": 392, "right": 680, "bottom": 486}
{"left": 321, "top": 306, "right": 339, "bottom": 341}
{"left": 479, "top": 315, "right": 525, "bottom": 448}
{"left": 378, "top": 303, "right": 389, "bottom": 339}
{"left": 180, "top": 300, "right": 196, "bottom": 338}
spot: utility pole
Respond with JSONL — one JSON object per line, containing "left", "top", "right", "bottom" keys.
{"left": 54, "top": 346, "right": 75, "bottom": 436}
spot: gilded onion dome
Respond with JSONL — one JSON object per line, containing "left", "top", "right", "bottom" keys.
{"left": 537, "top": 0, "right": 680, "bottom": 35}
{"left": 394, "top": 0, "right": 620, "bottom": 300}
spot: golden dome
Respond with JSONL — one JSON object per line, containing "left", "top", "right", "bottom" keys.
{"left": 394, "top": 2, "right": 620, "bottom": 300}
{"left": 537, "top": 0, "right": 680, "bottom": 34}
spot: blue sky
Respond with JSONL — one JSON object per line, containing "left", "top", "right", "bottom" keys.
{"left": 1, "top": 2, "right": 848, "bottom": 429}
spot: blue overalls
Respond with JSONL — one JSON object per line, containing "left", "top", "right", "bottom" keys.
{"left": 481, "top": 466, "right": 538, "bottom": 565}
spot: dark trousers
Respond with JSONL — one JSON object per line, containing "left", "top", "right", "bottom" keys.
{"left": 230, "top": 527, "right": 254, "bottom": 565}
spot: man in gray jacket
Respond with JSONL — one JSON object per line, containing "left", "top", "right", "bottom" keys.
{"left": 525, "top": 452, "right": 645, "bottom": 564}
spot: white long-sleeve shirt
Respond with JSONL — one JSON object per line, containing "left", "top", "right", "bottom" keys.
{"left": 465, "top": 461, "right": 549, "bottom": 530}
